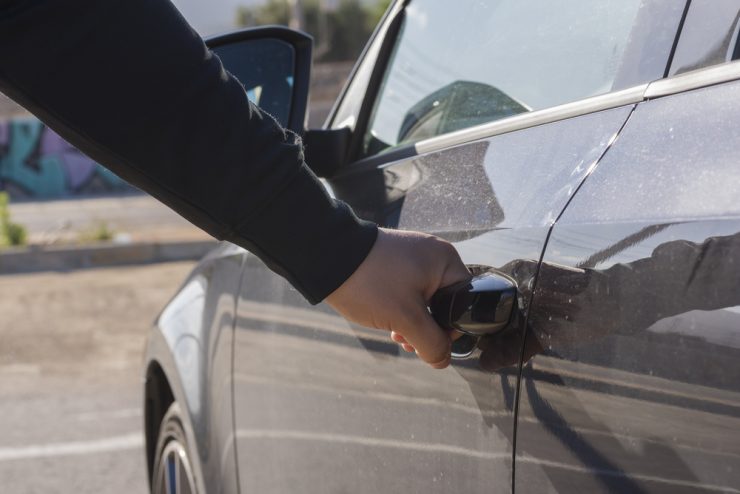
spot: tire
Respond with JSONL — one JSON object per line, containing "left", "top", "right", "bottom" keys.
{"left": 152, "top": 402, "right": 199, "bottom": 494}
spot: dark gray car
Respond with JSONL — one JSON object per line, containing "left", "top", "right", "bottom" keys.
{"left": 143, "top": 1, "right": 740, "bottom": 492}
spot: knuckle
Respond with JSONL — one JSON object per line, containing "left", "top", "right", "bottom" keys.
{"left": 436, "top": 238, "right": 460, "bottom": 262}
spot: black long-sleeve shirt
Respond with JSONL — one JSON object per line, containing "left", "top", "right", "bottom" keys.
{"left": 0, "top": 0, "right": 377, "bottom": 304}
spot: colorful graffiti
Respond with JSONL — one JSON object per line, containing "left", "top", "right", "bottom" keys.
{"left": 0, "top": 119, "right": 132, "bottom": 198}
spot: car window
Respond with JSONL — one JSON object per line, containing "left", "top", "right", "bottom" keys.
{"left": 667, "top": 0, "right": 740, "bottom": 76}
{"left": 361, "top": 0, "right": 645, "bottom": 157}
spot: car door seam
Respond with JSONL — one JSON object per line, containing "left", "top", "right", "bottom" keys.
{"left": 510, "top": 104, "right": 638, "bottom": 493}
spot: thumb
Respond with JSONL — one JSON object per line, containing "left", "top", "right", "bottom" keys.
{"left": 423, "top": 243, "right": 471, "bottom": 302}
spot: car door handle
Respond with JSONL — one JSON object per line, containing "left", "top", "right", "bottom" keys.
{"left": 430, "top": 266, "right": 517, "bottom": 337}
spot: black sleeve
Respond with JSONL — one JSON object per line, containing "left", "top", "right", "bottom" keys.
{"left": 0, "top": 0, "right": 377, "bottom": 304}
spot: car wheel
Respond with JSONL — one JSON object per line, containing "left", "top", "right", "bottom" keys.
{"left": 152, "top": 402, "right": 198, "bottom": 494}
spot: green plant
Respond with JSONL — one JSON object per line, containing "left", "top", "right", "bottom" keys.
{"left": 4, "top": 222, "right": 27, "bottom": 246}
{"left": 0, "top": 192, "right": 28, "bottom": 247}
{"left": 79, "top": 221, "right": 115, "bottom": 243}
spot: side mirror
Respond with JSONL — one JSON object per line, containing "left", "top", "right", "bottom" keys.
{"left": 206, "top": 27, "right": 350, "bottom": 178}
{"left": 205, "top": 27, "right": 312, "bottom": 134}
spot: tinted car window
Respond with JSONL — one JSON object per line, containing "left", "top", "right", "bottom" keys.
{"left": 362, "top": 0, "right": 644, "bottom": 157}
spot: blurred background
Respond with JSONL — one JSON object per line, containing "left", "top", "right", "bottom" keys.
{"left": 0, "top": 1, "right": 387, "bottom": 492}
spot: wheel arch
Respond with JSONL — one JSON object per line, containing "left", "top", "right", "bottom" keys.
{"left": 144, "top": 359, "right": 175, "bottom": 485}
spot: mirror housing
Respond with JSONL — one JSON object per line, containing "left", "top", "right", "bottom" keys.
{"left": 205, "top": 26, "right": 312, "bottom": 134}
{"left": 205, "top": 27, "right": 352, "bottom": 178}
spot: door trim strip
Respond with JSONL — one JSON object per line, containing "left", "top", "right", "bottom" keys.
{"left": 412, "top": 60, "right": 740, "bottom": 157}
{"left": 414, "top": 85, "right": 647, "bottom": 155}
{"left": 644, "top": 59, "right": 740, "bottom": 98}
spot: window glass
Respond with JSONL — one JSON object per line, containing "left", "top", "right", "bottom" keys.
{"left": 362, "top": 0, "right": 644, "bottom": 157}
{"left": 667, "top": 0, "right": 740, "bottom": 76}
{"left": 212, "top": 39, "right": 295, "bottom": 127}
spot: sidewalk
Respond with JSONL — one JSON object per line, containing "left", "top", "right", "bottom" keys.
{"left": 1, "top": 194, "right": 218, "bottom": 274}
{"left": 9, "top": 194, "right": 211, "bottom": 244}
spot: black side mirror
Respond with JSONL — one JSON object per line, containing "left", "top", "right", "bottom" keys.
{"left": 206, "top": 28, "right": 351, "bottom": 178}
{"left": 205, "top": 27, "right": 312, "bottom": 134}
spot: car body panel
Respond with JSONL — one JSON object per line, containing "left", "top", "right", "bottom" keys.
{"left": 231, "top": 103, "right": 634, "bottom": 493}
{"left": 232, "top": 263, "right": 513, "bottom": 493}
{"left": 145, "top": 242, "right": 243, "bottom": 494}
{"left": 515, "top": 80, "right": 740, "bottom": 493}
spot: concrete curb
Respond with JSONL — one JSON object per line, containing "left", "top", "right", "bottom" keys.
{"left": 0, "top": 239, "right": 218, "bottom": 275}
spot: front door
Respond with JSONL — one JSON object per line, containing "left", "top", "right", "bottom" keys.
{"left": 231, "top": 0, "right": 685, "bottom": 492}
{"left": 231, "top": 105, "right": 633, "bottom": 494}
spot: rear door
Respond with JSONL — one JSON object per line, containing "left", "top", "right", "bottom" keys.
{"left": 514, "top": 72, "right": 740, "bottom": 492}
{"left": 231, "top": 1, "right": 685, "bottom": 492}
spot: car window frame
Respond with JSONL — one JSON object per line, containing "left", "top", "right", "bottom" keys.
{"left": 326, "top": 0, "right": 690, "bottom": 172}
{"left": 326, "top": 0, "right": 407, "bottom": 161}
{"left": 326, "top": 0, "right": 406, "bottom": 131}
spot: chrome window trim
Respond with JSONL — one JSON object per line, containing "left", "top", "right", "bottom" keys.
{"left": 644, "top": 59, "right": 740, "bottom": 98}
{"left": 414, "top": 85, "right": 647, "bottom": 155}
{"left": 411, "top": 60, "right": 740, "bottom": 157}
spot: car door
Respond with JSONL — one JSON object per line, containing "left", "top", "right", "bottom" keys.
{"left": 231, "top": 1, "right": 686, "bottom": 492}
{"left": 514, "top": 69, "right": 740, "bottom": 492}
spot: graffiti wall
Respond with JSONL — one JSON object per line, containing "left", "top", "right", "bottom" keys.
{"left": 0, "top": 119, "right": 133, "bottom": 199}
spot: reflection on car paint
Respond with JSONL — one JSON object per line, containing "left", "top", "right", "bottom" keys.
{"left": 150, "top": 249, "right": 243, "bottom": 493}
{"left": 516, "top": 78, "right": 740, "bottom": 493}
{"left": 233, "top": 254, "right": 516, "bottom": 493}
{"left": 229, "top": 97, "right": 638, "bottom": 494}
{"left": 518, "top": 222, "right": 740, "bottom": 493}
{"left": 159, "top": 274, "right": 207, "bottom": 415}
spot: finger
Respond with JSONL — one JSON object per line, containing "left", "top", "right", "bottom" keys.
{"left": 392, "top": 331, "right": 415, "bottom": 352}
{"left": 390, "top": 331, "right": 407, "bottom": 344}
{"left": 439, "top": 244, "right": 472, "bottom": 288}
{"left": 415, "top": 348, "right": 450, "bottom": 369}
{"left": 395, "top": 301, "right": 451, "bottom": 369}
{"left": 421, "top": 240, "right": 471, "bottom": 302}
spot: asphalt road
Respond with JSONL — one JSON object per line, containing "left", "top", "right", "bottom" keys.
{"left": 0, "top": 261, "right": 195, "bottom": 493}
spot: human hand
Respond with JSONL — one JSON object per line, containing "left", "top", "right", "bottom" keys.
{"left": 325, "top": 228, "right": 471, "bottom": 369}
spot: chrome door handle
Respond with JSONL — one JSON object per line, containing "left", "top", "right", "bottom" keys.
{"left": 430, "top": 266, "right": 517, "bottom": 337}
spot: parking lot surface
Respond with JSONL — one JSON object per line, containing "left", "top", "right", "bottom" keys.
{"left": 0, "top": 261, "right": 195, "bottom": 493}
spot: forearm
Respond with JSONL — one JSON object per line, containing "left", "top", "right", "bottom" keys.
{"left": 0, "top": 0, "right": 376, "bottom": 302}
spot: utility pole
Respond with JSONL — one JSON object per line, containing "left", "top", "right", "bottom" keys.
{"left": 287, "top": 0, "right": 305, "bottom": 31}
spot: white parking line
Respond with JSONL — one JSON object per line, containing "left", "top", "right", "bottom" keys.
{"left": 0, "top": 433, "right": 143, "bottom": 462}
{"left": 74, "top": 408, "right": 142, "bottom": 422}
